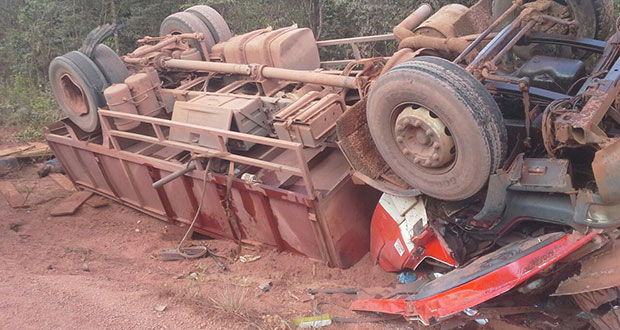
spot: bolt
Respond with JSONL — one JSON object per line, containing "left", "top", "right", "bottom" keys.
{"left": 423, "top": 159, "right": 432, "bottom": 167}
{"left": 412, "top": 119, "right": 421, "bottom": 127}
{"left": 432, "top": 142, "right": 440, "bottom": 149}
{"left": 396, "top": 136, "right": 404, "bottom": 143}
{"left": 397, "top": 124, "right": 405, "bottom": 132}
{"left": 402, "top": 118, "right": 412, "bottom": 125}
{"left": 402, "top": 148, "right": 411, "bottom": 155}
{"left": 432, "top": 153, "right": 440, "bottom": 161}
{"left": 414, "top": 157, "right": 422, "bottom": 164}
{"left": 425, "top": 129, "right": 433, "bottom": 136}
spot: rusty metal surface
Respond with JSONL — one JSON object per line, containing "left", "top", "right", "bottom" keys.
{"left": 46, "top": 118, "right": 378, "bottom": 268}
{"left": 592, "top": 139, "right": 620, "bottom": 204}
{"left": 393, "top": 4, "right": 433, "bottom": 42}
{"left": 555, "top": 239, "right": 620, "bottom": 296}
{"left": 572, "top": 288, "right": 620, "bottom": 330}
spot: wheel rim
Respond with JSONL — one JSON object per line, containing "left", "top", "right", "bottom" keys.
{"left": 60, "top": 74, "right": 89, "bottom": 116}
{"left": 392, "top": 104, "right": 456, "bottom": 173}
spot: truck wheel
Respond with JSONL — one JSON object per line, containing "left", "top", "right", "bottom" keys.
{"left": 160, "top": 12, "right": 216, "bottom": 57}
{"left": 185, "top": 5, "right": 232, "bottom": 44}
{"left": 566, "top": 0, "right": 614, "bottom": 40}
{"left": 49, "top": 51, "right": 109, "bottom": 133}
{"left": 366, "top": 56, "right": 507, "bottom": 201}
{"left": 91, "top": 44, "right": 129, "bottom": 84}
{"left": 492, "top": 0, "right": 614, "bottom": 40}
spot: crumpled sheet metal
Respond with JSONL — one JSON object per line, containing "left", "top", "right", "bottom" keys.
{"left": 352, "top": 232, "right": 597, "bottom": 325}
{"left": 555, "top": 239, "right": 620, "bottom": 296}
{"left": 592, "top": 139, "right": 620, "bottom": 204}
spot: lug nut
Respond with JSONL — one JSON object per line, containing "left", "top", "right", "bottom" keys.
{"left": 432, "top": 153, "right": 440, "bottom": 161}
{"left": 414, "top": 157, "right": 422, "bottom": 164}
{"left": 425, "top": 129, "right": 433, "bottom": 136}
{"left": 423, "top": 159, "right": 432, "bottom": 166}
{"left": 396, "top": 136, "right": 404, "bottom": 143}
{"left": 432, "top": 142, "right": 440, "bottom": 149}
{"left": 397, "top": 124, "right": 405, "bottom": 132}
{"left": 412, "top": 119, "right": 421, "bottom": 127}
{"left": 402, "top": 148, "right": 411, "bottom": 155}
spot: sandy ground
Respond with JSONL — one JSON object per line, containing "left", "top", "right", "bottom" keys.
{"left": 0, "top": 162, "right": 591, "bottom": 330}
{"left": 0, "top": 164, "right": 416, "bottom": 330}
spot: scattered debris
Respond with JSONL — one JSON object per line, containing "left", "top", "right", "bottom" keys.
{"left": 85, "top": 196, "right": 108, "bottom": 208}
{"left": 308, "top": 288, "right": 360, "bottom": 295}
{"left": 49, "top": 191, "right": 93, "bottom": 216}
{"left": 9, "top": 222, "right": 22, "bottom": 232}
{"left": 81, "top": 263, "right": 90, "bottom": 272}
{"left": 153, "top": 305, "right": 167, "bottom": 312}
{"left": 207, "top": 249, "right": 229, "bottom": 271}
{"left": 12, "top": 142, "right": 52, "bottom": 159}
{"left": 259, "top": 281, "right": 273, "bottom": 292}
{"left": 46, "top": 265, "right": 53, "bottom": 270}
{"left": 48, "top": 173, "right": 75, "bottom": 192}
{"left": 0, "top": 145, "right": 35, "bottom": 158}
{"left": 239, "top": 255, "right": 261, "bottom": 263}
{"left": 287, "top": 290, "right": 300, "bottom": 301}
{"left": 37, "top": 159, "right": 65, "bottom": 177}
{"left": 0, "top": 181, "right": 28, "bottom": 208}
{"left": 397, "top": 270, "right": 417, "bottom": 284}
{"left": 158, "top": 246, "right": 208, "bottom": 261}
{"left": 292, "top": 314, "right": 332, "bottom": 328}
{"left": 0, "top": 157, "right": 19, "bottom": 176}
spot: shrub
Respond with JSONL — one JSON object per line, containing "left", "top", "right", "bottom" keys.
{"left": 0, "top": 74, "right": 59, "bottom": 141}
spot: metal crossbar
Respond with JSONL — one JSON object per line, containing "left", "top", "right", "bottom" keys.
{"left": 98, "top": 109, "right": 315, "bottom": 198}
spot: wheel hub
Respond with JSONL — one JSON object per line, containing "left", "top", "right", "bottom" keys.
{"left": 394, "top": 105, "right": 455, "bottom": 168}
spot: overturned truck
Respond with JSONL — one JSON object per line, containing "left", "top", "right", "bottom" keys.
{"left": 46, "top": 0, "right": 620, "bottom": 327}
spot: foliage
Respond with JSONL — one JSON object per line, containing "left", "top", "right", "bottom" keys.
{"left": 0, "top": 74, "right": 59, "bottom": 141}
{"left": 0, "top": 0, "right": 619, "bottom": 140}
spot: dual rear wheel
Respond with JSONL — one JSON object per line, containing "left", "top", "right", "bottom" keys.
{"left": 50, "top": 6, "right": 230, "bottom": 133}
{"left": 49, "top": 45, "right": 128, "bottom": 133}
{"left": 159, "top": 5, "right": 232, "bottom": 59}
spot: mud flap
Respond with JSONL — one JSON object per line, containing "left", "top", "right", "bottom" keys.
{"left": 352, "top": 231, "right": 597, "bottom": 325}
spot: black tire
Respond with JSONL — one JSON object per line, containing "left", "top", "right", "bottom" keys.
{"left": 366, "top": 56, "right": 507, "bottom": 201}
{"left": 49, "top": 51, "right": 109, "bottom": 132}
{"left": 492, "top": 0, "right": 614, "bottom": 40}
{"left": 185, "top": 5, "right": 232, "bottom": 44}
{"left": 160, "top": 12, "right": 216, "bottom": 57}
{"left": 565, "top": 0, "right": 614, "bottom": 40}
{"left": 91, "top": 44, "right": 129, "bottom": 84}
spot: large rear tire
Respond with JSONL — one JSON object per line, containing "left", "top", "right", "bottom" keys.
{"left": 49, "top": 51, "right": 109, "bottom": 133}
{"left": 91, "top": 44, "right": 129, "bottom": 84}
{"left": 567, "top": 0, "right": 614, "bottom": 40}
{"left": 366, "top": 56, "right": 507, "bottom": 201}
{"left": 185, "top": 5, "right": 232, "bottom": 44}
{"left": 159, "top": 12, "right": 216, "bottom": 58}
{"left": 492, "top": 0, "right": 614, "bottom": 40}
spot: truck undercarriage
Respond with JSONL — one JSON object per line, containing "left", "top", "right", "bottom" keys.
{"left": 46, "top": 0, "right": 620, "bottom": 327}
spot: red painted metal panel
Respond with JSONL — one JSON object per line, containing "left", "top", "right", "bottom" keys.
{"left": 351, "top": 232, "right": 598, "bottom": 325}
{"left": 46, "top": 127, "right": 379, "bottom": 268}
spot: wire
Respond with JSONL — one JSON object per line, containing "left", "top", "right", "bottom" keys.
{"left": 176, "top": 159, "right": 210, "bottom": 259}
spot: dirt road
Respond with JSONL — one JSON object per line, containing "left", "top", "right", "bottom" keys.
{"left": 0, "top": 165, "right": 409, "bottom": 330}
{"left": 0, "top": 163, "right": 591, "bottom": 330}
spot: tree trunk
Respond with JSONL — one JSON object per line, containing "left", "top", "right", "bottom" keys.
{"left": 110, "top": 0, "right": 120, "bottom": 53}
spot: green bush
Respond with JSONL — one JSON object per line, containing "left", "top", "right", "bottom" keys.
{"left": 0, "top": 74, "right": 59, "bottom": 141}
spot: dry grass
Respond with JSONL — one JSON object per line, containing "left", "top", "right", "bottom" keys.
{"left": 207, "top": 285, "right": 249, "bottom": 317}
{"left": 159, "top": 280, "right": 290, "bottom": 330}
